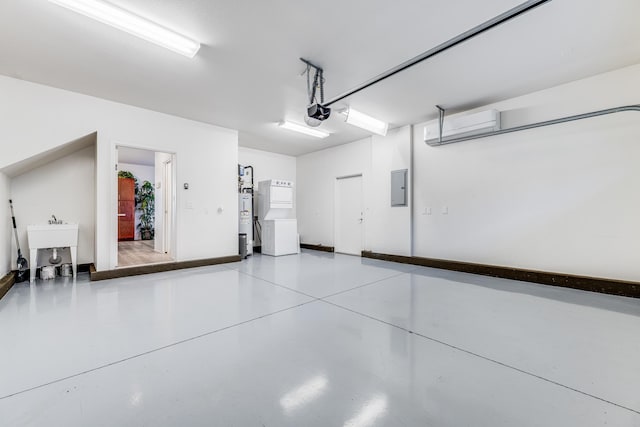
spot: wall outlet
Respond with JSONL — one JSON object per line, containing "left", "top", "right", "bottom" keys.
{"left": 423, "top": 207, "right": 432, "bottom": 215}
{"left": 186, "top": 200, "right": 194, "bottom": 209}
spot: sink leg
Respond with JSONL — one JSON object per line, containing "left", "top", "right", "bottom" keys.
{"left": 70, "top": 246, "right": 78, "bottom": 279}
{"left": 29, "top": 248, "right": 37, "bottom": 283}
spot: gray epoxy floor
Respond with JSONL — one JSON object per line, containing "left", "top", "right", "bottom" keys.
{"left": 0, "top": 250, "right": 639, "bottom": 426}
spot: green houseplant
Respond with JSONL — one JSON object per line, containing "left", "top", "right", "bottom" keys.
{"left": 137, "top": 180, "right": 155, "bottom": 240}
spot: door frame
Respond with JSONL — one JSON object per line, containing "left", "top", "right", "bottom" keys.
{"left": 112, "top": 144, "right": 177, "bottom": 269}
{"left": 334, "top": 173, "right": 364, "bottom": 256}
{"left": 162, "top": 158, "right": 174, "bottom": 256}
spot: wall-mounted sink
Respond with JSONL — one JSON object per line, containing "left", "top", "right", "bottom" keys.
{"left": 27, "top": 223, "right": 79, "bottom": 282}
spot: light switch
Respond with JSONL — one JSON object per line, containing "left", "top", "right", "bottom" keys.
{"left": 442, "top": 206, "right": 448, "bottom": 215}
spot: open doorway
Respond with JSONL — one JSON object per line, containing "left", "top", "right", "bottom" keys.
{"left": 116, "top": 146, "right": 175, "bottom": 267}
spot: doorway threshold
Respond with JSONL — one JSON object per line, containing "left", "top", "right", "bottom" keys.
{"left": 89, "top": 255, "right": 241, "bottom": 281}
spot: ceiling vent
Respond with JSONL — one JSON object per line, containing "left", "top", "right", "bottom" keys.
{"left": 424, "top": 109, "right": 501, "bottom": 143}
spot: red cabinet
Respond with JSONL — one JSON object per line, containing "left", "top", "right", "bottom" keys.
{"left": 118, "top": 177, "right": 135, "bottom": 241}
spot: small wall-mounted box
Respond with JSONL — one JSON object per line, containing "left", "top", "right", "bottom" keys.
{"left": 391, "top": 169, "right": 408, "bottom": 207}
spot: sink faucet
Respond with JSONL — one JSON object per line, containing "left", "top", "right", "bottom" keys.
{"left": 49, "top": 215, "right": 61, "bottom": 224}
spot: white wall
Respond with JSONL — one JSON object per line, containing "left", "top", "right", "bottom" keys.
{"left": 10, "top": 146, "right": 96, "bottom": 266}
{"left": 239, "top": 146, "right": 297, "bottom": 218}
{"left": 297, "top": 63, "right": 640, "bottom": 282}
{"left": 117, "top": 161, "right": 154, "bottom": 241}
{"left": 368, "top": 126, "right": 412, "bottom": 256}
{"left": 412, "top": 63, "right": 640, "bottom": 282}
{"left": 296, "top": 127, "right": 412, "bottom": 256}
{"left": 0, "top": 76, "right": 238, "bottom": 271}
{"left": 297, "top": 138, "right": 372, "bottom": 247}
{"left": 239, "top": 147, "right": 297, "bottom": 245}
{"left": 0, "top": 173, "right": 10, "bottom": 276}
{"left": 238, "top": 147, "right": 297, "bottom": 185}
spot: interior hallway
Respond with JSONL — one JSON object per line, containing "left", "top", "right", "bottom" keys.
{"left": 0, "top": 251, "right": 639, "bottom": 425}
{"left": 118, "top": 240, "right": 173, "bottom": 267}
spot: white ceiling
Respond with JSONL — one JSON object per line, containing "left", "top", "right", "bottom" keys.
{"left": 118, "top": 146, "right": 156, "bottom": 166}
{"left": 1, "top": 0, "right": 639, "bottom": 156}
{"left": 0, "top": 133, "right": 96, "bottom": 178}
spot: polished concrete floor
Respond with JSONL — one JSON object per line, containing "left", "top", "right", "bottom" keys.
{"left": 0, "top": 251, "right": 639, "bottom": 426}
{"left": 118, "top": 240, "right": 173, "bottom": 267}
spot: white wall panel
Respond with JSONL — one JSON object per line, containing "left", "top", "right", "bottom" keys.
{"left": 0, "top": 76, "right": 238, "bottom": 271}
{"left": 10, "top": 146, "right": 96, "bottom": 265}
{"left": 412, "top": 64, "right": 640, "bottom": 281}
{"left": 297, "top": 139, "right": 371, "bottom": 247}
{"left": 0, "top": 173, "right": 10, "bottom": 276}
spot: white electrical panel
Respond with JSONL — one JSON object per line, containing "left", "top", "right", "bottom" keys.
{"left": 391, "top": 169, "right": 408, "bottom": 207}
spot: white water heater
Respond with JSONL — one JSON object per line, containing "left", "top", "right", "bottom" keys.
{"left": 239, "top": 193, "right": 253, "bottom": 256}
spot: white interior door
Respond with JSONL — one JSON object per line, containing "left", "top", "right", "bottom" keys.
{"left": 163, "top": 159, "right": 172, "bottom": 255}
{"left": 335, "top": 175, "right": 363, "bottom": 255}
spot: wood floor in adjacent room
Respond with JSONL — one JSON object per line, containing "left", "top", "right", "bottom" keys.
{"left": 117, "top": 240, "right": 173, "bottom": 267}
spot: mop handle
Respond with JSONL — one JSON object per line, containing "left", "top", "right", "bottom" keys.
{"left": 9, "top": 199, "right": 22, "bottom": 254}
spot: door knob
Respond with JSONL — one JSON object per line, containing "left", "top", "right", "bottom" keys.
{"left": 117, "top": 213, "right": 126, "bottom": 217}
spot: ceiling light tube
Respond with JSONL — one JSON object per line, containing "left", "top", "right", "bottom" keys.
{"left": 278, "top": 121, "right": 330, "bottom": 139}
{"left": 343, "top": 108, "right": 389, "bottom": 136}
{"left": 48, "top": 0, "right": 201, "bottom": 58}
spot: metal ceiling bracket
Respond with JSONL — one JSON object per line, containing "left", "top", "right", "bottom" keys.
{"left": 300, "top": 58, "right": 322, "bottom": 72}
{"left": 300, "top": 58, "right": 324, "bottom": 105}
{"left": 436, "top": 105, "right": 446, "bottom": 144}
{"left": 322, "top": 0, "right": 552, "bottom": 107}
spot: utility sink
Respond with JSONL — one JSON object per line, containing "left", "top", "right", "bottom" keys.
{"left": 27, "top": 224, "right": 78, "bottom": 248}
{"left": 27, "top": 223, "right": 79, "bottom": 282}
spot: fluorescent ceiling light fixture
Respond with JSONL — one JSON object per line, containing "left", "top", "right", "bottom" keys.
{"left": 48, "top": 0, "right": 201, "bottom": 58}
{"left": 278, "top": 121, "right": 330, "bottom": 139}
{"left": 343, "top": 108, "right": 389, "bottom": 136}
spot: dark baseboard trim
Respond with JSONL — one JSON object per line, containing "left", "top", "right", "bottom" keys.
{"left": 0, "top": 271, "right": 16, "bottom": 301}
{"left": 300, "top": 243, "right": 335, "bottom": 253}
{"left": 90, "top": 255, "right": 242, "bottom": 281}
{"left": 362, "top": 251, "right": 640, "bottom": 298}
{"left": 78, "top": 263, "right": 91, "bottom": 273}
